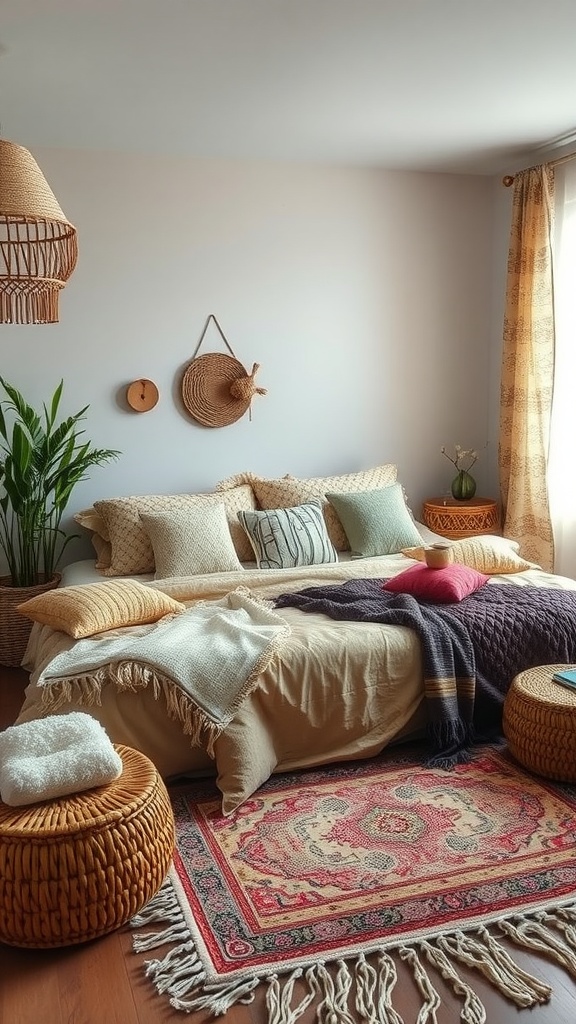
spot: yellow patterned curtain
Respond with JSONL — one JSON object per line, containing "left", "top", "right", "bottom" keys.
{"left": 499, "top": 165, "right": 555, "bottom": 570}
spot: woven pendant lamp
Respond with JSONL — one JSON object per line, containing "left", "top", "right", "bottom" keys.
{"left": 0, "top": 139, "right": 78, "bottom": 324}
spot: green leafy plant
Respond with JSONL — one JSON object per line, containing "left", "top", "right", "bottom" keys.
{"left": 0, "top": 378, "right": 120, "bottom": 587}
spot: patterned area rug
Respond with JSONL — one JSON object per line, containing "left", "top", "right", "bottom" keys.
{"left": 131, "top": 746, "right": 576, "bottom": 1021}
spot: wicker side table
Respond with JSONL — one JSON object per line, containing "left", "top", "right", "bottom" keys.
{"left": 503, "top": 665, "right": 576, "bottom": 782}
{"left": 421, "top": 497, "right": 500, "bottom": 540}
{"left": 0, "top": 744, "right": 175, "bottom": 948}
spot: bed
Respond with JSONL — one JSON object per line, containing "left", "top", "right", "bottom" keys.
{"left": 13, "top": 467, "right": 576, "bottom": 814}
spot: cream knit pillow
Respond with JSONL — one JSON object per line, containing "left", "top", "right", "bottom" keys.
{"left": 401, "top": 535, "right": 537, "bottom": 574}
{"left": 140, "top": 504, "right": 244, "bottom": 579}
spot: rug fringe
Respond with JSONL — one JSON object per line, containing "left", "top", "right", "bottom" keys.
{"left": 353, "top": 952, "right": 404, "bottom": 1024}
{"left": 399, "top": 945, "right": 441, "bottom": 1022}
{"left": 437, "top": 926, "right": 551, "bottom": 1006}
{"left": 498, "top": 913, "right": 576, "bottom": 977}
{"left": 132, "top": 878, "right": 576, "bottom": 1022}
{"left": 419, "top": 940, "right": 486, "bottom": 1024}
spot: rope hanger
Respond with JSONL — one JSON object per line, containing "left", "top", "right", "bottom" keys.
{"left": 191, "top": 313, "right": 238, "bottom": 360}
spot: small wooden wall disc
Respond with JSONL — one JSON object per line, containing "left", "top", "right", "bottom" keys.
{"left": 126, "top": 379, "right": 159, "bottom": 412}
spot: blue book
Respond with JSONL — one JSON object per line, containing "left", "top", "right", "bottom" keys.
{"left": 552, "top": 668, "right": 576, "bottom": 689}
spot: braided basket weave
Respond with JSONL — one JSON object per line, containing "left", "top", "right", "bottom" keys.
{"left": 182, "top": 352, "right": 266, "bottom": 427}
{"left": 0, "top": 744, "right": 175, "bottom": 948}
{"left": 503, "top": 665, "right": 576, "bottom": 782}
{"left": 0, "top": 574, "right": 61, "bottom": 668}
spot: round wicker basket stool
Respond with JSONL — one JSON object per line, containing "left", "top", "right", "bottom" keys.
{"left": 503, "top": 665, "right": 576, "bottom": 782}
{"left": 0, "top": 744, "right": 175, "bottom": 948}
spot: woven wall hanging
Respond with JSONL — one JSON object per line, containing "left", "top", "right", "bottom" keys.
{"left": 181, "top": 314, "right": 267, "bottom": 427}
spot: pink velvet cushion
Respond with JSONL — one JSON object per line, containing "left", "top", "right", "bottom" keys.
{"left": 382, "top": 562, "right": 489, "bottom": 603}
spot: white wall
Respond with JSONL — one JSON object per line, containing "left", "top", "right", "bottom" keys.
{"left": 1, "top": 148, "right": 495, "bottom": 566}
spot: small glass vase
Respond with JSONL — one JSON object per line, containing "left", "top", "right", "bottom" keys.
{"left": 451, "top": 469, "right": 476, "bottom": 500}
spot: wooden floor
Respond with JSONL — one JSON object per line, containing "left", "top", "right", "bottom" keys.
{"left": 1, "top": 665, "right": 576, "bottom": 1024}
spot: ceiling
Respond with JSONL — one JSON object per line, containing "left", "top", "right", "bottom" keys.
{"left": 2, "top": 0, "right": 576, "bottom": 175}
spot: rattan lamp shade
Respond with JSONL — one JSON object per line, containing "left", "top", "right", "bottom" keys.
{"left": 0, "top": 139, "right": 78, "bottom": 324}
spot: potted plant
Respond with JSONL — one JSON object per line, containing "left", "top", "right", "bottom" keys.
{"left": 0, "top": 377, "right": 120, "bottom": 666}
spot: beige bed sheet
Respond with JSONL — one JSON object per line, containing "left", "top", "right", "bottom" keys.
{"left": 18, "top": 554, "right": 576, "bottom": 813}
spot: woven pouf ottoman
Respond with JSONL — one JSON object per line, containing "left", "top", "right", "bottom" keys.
{"left": 0, "top": 743, "right": 175, "bottom": 948}
{"left": 503, "top": 665, "right": 576, "bottom": 783}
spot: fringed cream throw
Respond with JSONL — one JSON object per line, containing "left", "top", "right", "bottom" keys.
{"left": 36, "top": 589, "right": 290, "bottom": 756}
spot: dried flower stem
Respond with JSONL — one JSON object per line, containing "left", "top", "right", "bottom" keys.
{"left": 440, "top": 443, "right": 484, "bottom": 472}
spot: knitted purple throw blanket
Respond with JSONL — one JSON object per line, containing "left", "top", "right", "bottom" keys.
{"left": 274, "top": 579, "right": 576, "bottom": 766}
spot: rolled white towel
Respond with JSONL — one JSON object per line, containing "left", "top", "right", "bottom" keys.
{"left": 0, "top": 712, "right": 123, "bottom": 807}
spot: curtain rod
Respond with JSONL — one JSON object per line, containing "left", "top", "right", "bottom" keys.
{"left": 502, "top": 149, "right": 576, "bottom": 186}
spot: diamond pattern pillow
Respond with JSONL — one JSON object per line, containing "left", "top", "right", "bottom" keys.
{"left": 249, "top": 465, "right": 397, "bottom": 551}
{"left": 94, "top": 485, "right": 256, "bottom": 576}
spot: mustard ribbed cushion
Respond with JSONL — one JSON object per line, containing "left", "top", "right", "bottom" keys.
{"left": 17, "top": 579, "right": 185, "bottom": 637}
{"left": 0, "top": 745, "right": 175, "bottom": 948}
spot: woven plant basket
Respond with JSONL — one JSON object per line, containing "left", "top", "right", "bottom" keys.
{"left": 0, "top": 573, "right": 61, "bottom": 668}
{"left": 0, "top": 744, "right": 175, "bottom": 948}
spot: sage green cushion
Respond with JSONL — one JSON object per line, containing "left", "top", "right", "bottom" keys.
{"left": 326, "top": 484, "right": 422, "bottom": 558}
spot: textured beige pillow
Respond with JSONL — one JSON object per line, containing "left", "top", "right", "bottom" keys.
{"left": 74, "top": 507, "right": 110, "bottom": 541}
{"left": 91, "top": 534, "right": 113, "bottom": 571}
{"left": 140, "top": 504, "right": 244, "bottom": 579}
{"left": 401, "top": 534, "right": 536, "bottom": 574}
{"left": 17, "top": 579, "right": 186, "bottom": 638}
{"left": 74, "top": 506, "right": 112, "bottom": 569}
{"left": 250, "top": 465, "right": 398, "bottom": 551}
{"left": 94, "top": 485, "right": 256, "bottom": 576}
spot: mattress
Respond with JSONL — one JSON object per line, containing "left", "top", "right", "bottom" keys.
{"left": 18, "top": 526, "right": 576, "bottom": 814}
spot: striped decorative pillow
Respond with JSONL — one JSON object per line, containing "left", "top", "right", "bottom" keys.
{"left": 238, "top": 502, "right": 338, "bottom": 569}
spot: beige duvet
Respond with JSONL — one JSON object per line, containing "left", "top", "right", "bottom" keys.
{"left": 17, "top": 553, "right": 576, "bottom": 813}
